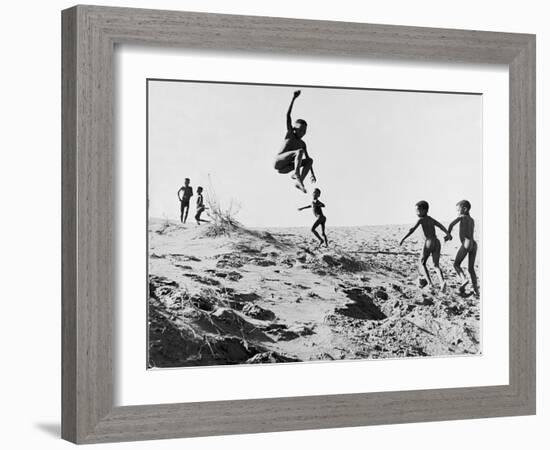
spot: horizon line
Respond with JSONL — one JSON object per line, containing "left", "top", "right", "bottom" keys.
{"left": 148, "top": 216, "right": 464, "bottom": 229}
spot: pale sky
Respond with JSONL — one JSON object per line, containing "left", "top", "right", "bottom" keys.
{"left": 148, "top": 80, "right": 482, "bottom": 228}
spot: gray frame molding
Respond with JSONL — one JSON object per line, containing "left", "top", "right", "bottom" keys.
{"left": 61, "top": 5, "right": 536, "bottom": 444}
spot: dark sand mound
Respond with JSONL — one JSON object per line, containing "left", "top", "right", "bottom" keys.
{"left": 148, "top": 274, "right": 298, "bottom": 367}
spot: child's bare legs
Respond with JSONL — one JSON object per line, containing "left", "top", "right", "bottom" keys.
{"left": 311, "top": 217, "right": 326, "bottom": 246}
{"left": 183, "top": 206, "right": 190, "bottom": 224}
{"left": 418, "top": 242, "right": 433, "bottom": 287}
{"left": 468, "top": 241, "right": 479, "bottom": 296}
{"left": 195, "top": 208, "right": 208, "bottom": 225}
{"left": 180, "top": 202, "right": 188, "bottom": 223}
{"left": 275, "top": 149, "right": 313, "bottom": 193}
{"left": 292, "top": 150, "right": 313, "bottom": 193}
{"left": 320, "top": 221, "right": 328, "bottom": 247}
{"left": 453, "top": 246, "right": 469, "bottom": 292}
{"left": 297, "top": 156, "right": 313, "bottom": 184}
{"left": 432, "top": 239, "right": 446, "bottom": 291}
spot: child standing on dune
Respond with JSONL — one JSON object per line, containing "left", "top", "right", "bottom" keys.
{"left": 177, "top": 178, "right": 193, "bottom": 223}
{"left": 194, "top": 186, "right": 208, "bottom": 225}
{"left": 446, "top": 200, "right": 479, "bottom": 297}
{"left": 400, "top": 200, "right": 451, "bottom": 291}
{"left": 298, "top": 188, "right": 328, "bottom": 247}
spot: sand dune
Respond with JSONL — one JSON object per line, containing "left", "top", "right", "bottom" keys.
{"left": 148, "top": 219, "right": 480, "bottom": 368}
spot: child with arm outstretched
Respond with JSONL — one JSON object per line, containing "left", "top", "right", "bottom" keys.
{"left": 298, "top": 188, "right": 328, "bottom": 247}
{"left": 400, "top": 200, "right": 451, "bottom": 290}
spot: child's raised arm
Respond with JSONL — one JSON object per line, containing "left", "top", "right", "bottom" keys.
{"left": 400, "top": 220, "right": 420, "bottom": 246}
{"left": 286, "top": 90, "right": 301, "bottom": 132}
{"left": 298, "top": 204, "right": 311, "bottom": 212}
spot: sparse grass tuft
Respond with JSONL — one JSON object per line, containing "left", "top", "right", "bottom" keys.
{"left": 203, "top": 177, "right": 242, "bottom": 237}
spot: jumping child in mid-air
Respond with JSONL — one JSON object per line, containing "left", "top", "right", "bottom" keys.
{"left": 446, "top": 200, "right": 479, "bottom": 297}
{"left": 194, "top": 186, "right": 209, "bottom": 225}
{"left": 274, "top": 90, "right": 317, "bottom": 193}
{"left": 298, "top": 188, "right": 328, "bottom": 247}
{"left": 400, "top": 200, "right": 451, "bottom": 290}
{"left": 177, "top": 178, "right": 193, "bottom": 223}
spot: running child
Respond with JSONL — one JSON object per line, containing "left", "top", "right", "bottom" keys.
{"left": 446, "top": 200, "right": 479, "bottom": 296}
{"left": 298, "top": 188, "right": 328, "bottom": 247}
{"left": 399, "top": 200, "right": 451, "bottom": 290}
{"left": 194, "top": 186, "right": 209, "bottom": 225}
{"left": 274, "top": 90, "right": 317, "bottom": 193}
{"left": 177, "top": 178, "right": 193, "bottom": 223}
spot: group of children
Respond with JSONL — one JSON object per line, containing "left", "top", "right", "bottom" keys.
{"left": 174, "top": 90, "right": 478, "bottom": 295}
{"left": 275, "top": 90, "right": 479, "bottom": 296}
{"left": 177, "top": 178, "right": 207, "bottom": 225}
{"left": 399, "top": 200, "right": 479, "bottom": 296}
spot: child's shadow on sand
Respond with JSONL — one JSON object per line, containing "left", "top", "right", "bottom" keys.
{"left": 35, "top": 423, "right": 60, "bottom": 438}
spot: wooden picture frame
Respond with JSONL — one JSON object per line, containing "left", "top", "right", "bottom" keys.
{"left": 61, "top": 5, "right": 536, "bottom": 444}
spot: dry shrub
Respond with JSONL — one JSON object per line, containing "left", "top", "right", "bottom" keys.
{"left": 203, "top": 177, "right": 242, "bottom": 237}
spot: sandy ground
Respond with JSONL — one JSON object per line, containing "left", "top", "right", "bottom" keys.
{"left": 148, "top": 219, "right": 480, "bottom": 367}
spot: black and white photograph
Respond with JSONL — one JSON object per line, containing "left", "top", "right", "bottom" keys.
{"left": 147, "top": 79, "right": 482, "bottom": 368}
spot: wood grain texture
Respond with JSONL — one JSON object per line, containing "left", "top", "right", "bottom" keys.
{"left": 61, "top": 7, "right": 77, "bottom": 443}
{"left": 61, "top": 5, "right": 536, "bottom": 444}
{"left": 62, "top": 5, "right": 114, "bottom": 442}
{"left": 508, "top": 37, "right": 536, "bottom": 408}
